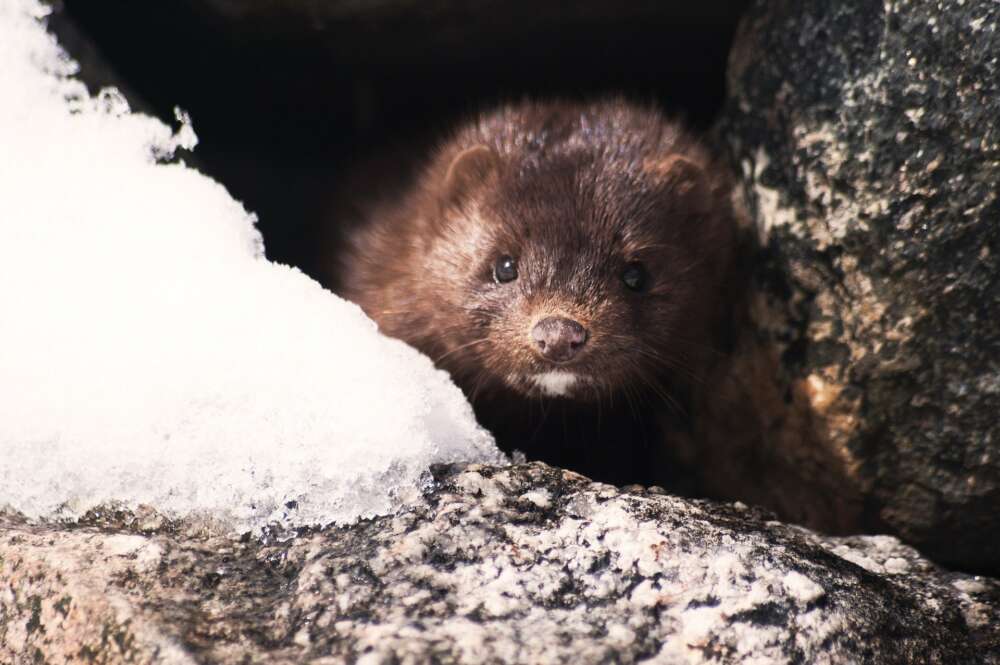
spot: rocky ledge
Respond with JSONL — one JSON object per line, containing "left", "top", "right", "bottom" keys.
{"left": 2, "top": 463, "right": 997, "bottom": 664}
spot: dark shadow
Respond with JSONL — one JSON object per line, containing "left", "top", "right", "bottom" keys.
{"left": 52, "top": 0, "right": 749, "bottom": 280}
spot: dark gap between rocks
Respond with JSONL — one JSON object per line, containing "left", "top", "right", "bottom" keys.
{"left": 51, "top": 0, "right": 749, "bottom": 281}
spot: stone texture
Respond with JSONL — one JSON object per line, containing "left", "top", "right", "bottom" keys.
{"left": 2, "top": 463, "right": 998, "bottom": 664}
{"left": 716, "top": 0, "right": 1000, "bottom": 571}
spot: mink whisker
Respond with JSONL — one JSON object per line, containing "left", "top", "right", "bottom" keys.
{"left": 433, "top": 338, "right": 491, "bottom": 364}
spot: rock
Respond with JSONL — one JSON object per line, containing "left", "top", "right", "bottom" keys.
{"left": 715, "top": 0, "right": 1000, "bottom": 571}
{"left": 2, "top": 463, "right": 997, "bottom": 664}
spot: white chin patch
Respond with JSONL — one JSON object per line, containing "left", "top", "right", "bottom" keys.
{"left": 529, "top": 371, "right": 579, "bottom": 397}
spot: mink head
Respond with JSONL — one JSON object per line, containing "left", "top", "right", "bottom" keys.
{"left": 383, "top": 102, "right": 734, "bottom": 402}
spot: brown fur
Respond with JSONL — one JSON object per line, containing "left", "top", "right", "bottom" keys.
{"left": 331, "top": 100, "right": 741, "bottom": 487}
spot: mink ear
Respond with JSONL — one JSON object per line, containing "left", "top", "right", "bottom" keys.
{"left": 645, "top": 154, "right": 711, "bottom": 212}
{"left": 443, "top": 144, "right": 499, "bottom": 204}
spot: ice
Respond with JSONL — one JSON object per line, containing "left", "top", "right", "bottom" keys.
{"left": 0, "top": 0, "right": 504, "bottom": 533}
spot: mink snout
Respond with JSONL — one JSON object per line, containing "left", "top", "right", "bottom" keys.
{"left": 531, "top": 316, "right": 589, "bottom": 363}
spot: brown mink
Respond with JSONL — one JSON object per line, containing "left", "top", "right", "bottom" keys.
{"left": 331, "top": 100, "right": 739, "bottom": 488}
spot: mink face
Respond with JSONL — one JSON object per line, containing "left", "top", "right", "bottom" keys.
{"left": 337, "top": 101, "right": 736, "bottom": 409}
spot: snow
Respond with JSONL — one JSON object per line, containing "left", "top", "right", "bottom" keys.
{"left": 0, "top": 0, "right": 503, "bottom": 533}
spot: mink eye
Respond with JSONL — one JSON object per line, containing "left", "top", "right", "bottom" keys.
{"left": 622, "top": 262, "right": 647, "bottom": 291}
{"left": 494, "top": 255, "right": 518, "bottom": 283}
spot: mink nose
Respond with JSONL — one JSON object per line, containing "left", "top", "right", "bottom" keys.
{"left": 531, "top": 317, "right": 588, "bottom": 363}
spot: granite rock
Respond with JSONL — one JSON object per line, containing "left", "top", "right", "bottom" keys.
{"left": 2, "top": 463, "right": 997, "bottom": 664}
{"left": 716, "top": 0, "right": 1000, "bottom": 571}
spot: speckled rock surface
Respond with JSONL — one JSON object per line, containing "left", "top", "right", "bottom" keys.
{"left": 2, "top": 463, "right": 997, "bottom": 664}
{"left": 717, "top": 0, "right": 1000, "bottom": 571}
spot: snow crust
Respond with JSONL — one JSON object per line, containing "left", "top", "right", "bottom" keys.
{"left": 0, "top": 0, "right": 503, "bottom": 533}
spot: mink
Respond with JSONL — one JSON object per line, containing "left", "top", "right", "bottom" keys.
{"left": 330, "top": 100, "right": 740, "bottom": 488}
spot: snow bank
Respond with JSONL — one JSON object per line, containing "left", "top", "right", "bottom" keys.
{"left": 0, "top": 0, "right": 503, "bottom": 533}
